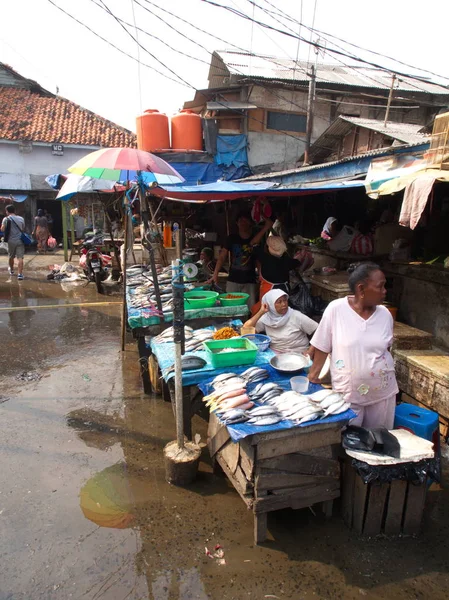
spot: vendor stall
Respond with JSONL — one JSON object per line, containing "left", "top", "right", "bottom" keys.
{"left": 200, "top": 369, "right": 354, "bottom": 544}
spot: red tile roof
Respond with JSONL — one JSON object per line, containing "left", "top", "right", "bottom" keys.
{"left": 0, "top": 86, "right": 137, "bottom": 147}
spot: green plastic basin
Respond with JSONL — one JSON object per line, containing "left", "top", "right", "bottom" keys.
{"left": 184, "top": 290, "right": 219, "bottom": 310}
{"left": 218, "top": 292, "right": 250, "bottom": 306}
{"left": 203, "top": 337, "right": 258, "bottom": 368}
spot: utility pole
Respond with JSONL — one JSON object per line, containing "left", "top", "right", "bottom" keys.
{"left": 384, "top": 73, "right": 396, "bottom": 127}
{"left": 303, "top": 65, "right": 316, "bottom": 166}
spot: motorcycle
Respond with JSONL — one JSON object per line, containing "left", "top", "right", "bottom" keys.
{"left": 79, "top": 232, "right": 111, "bottom": 293}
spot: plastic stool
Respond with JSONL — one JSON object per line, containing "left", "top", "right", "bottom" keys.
{"left": 394, "top": 402, "right": 440, "bottom": 453}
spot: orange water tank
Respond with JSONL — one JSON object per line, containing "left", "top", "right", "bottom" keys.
{"left": 171, "top": 109, "right": 203, "bottom": 151}
{"left": 136, "top": 109, "right": 170, "bottom": 152}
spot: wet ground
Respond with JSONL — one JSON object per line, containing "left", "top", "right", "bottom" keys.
{"left": 1, "top": 255, "right": 449, "bottom": 600}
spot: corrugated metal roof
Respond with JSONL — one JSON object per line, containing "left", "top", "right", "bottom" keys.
{"left": 241, "top": 141, "right": 429, "bottom": 182}
{"left": 339, "top": 116, "right": 428, "bottom": 144}
{"left": 305, "top": 116, "right": 429, "bottom": 163}
{"left": 212, "top": 51, "right": 449, "bottom": 95}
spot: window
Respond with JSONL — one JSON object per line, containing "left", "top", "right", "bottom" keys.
{"left": 266, "top": 111, "right": 307, "bottom": 133}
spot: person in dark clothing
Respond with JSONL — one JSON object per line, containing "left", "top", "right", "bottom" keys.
{"left": 251, "top": 236, "right": 301, "bottom": 315}
{"left": 210, "top": 210, "right": 273, "bottom": 308}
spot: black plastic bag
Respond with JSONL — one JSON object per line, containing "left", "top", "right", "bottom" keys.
{"left": 288, "top": 281, "right": 315, "bottom": 316}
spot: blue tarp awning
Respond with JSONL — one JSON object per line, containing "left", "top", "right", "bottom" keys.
{"left": 149, "top": 179, "right": 364, "bottom": 203}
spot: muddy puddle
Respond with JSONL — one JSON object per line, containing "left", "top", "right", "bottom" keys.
{"left": 1, "top": 272, "right": 449, "bottom": 599}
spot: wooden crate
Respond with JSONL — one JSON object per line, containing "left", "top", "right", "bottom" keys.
{"left": 207, "top": 413, "right": 344, "bottom": 544}
{"left": 342, "top": 458, "right": 427, "bottom": 536}
{"left": 394, "top": 348, "right": 449, "bottom": 420}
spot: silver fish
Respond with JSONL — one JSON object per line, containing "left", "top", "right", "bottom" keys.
{"left": 211, "top": 372, "right": 237, "bottom": 386}
{"left": 213, "top": 376, "right": 246, "bottom": 390}
{"left": 249, "top": 382, "right": 280, "bottom": 398}
{"left": 297, "top": 412, "right": 321, "bottom": 424}
{"left": 248, "top": 415, "right": 283, "bottom": 426}
{"left": 165, "top": 355, "right": 206, "bottom": 375}
{"left": 320, "top": 393, "right": 344, "bottom": 409}
{"left": 323, "top": 400, "right": 347, "bottom": 417}
{"left": 245, "top": 406, "right": 278, "bottom": 417}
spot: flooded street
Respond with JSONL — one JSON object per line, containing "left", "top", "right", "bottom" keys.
{"left": 1, "top": 260, "right": 449, "bottom": 600}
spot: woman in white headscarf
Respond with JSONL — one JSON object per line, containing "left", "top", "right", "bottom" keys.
{"left": 243, "top": 289, "right": 318, "bottom": 355}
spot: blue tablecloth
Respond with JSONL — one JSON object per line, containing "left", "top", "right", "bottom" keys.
{"left": 151, "top": 333, "right": 276, "bottom": 385}
{"left": 198, "top": 371, "right": 355, "bottom": 442}
{"left": 127, "top": 288, "right": 249, "bottom": 329}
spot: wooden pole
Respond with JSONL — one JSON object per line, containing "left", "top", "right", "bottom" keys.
{"left": 61, "top": 202, "right": 68, "bottom": 262}
{"left": 69, "top": 204, "right": 76, "bottom": 250}
{"left": 303, "top": 65, "right": 316, "bottom": 166}
{"left": 384, "top": 73, "right": 396, "bottom": 127}
{"left": 121, "top": 199, "right": 129, "bottom": 352}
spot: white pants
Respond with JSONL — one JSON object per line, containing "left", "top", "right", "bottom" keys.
{"left": 350, "top": 395, "right": 396, "bottom": 429}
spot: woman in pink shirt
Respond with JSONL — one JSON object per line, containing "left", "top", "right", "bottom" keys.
{"left": 308, "top": 263, "right": 398, "bottom": 429}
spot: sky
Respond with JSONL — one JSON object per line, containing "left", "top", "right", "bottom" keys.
{"left": 2, "top": 0, "right": 449, "bottom": 133}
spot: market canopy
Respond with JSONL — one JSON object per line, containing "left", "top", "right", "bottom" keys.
{"left": 149, "top": 179, "right": 364, "bottom": 203}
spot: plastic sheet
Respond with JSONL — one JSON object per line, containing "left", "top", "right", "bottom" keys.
{"left": 349, "top": 457, "right": 440, "bottom": 485}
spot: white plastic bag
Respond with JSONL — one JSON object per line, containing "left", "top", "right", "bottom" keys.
{"left": 0, "top": 240, "right": 8, "bottom": 255}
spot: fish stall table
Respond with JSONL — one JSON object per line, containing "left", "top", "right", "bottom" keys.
{"left": 150, "top": 336, "right": 276, "bottom": 440}
{"left": 126, "top": 285, "right": 249, "bottom": 394}
{"left": 202, "top": 372, "right": 355, "bottom": 544}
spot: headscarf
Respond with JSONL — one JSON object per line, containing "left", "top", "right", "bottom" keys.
{"left": 321, "top": 217, "right": 337, "bottom": 240}
{"left": 267, "top": 235, "right": 287, "bottom": 257}
{"left": 259, "top": 288, "right": 291, "bottom": 328}
{"left": 37, "top": 209, "right": 45, "bottom": 217}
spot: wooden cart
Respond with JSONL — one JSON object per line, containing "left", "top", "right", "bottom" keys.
{"left": 207, "top": 413, "right": 346, "bottom": 544}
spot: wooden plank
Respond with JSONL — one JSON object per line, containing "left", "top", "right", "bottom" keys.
{"left": 239, "top": 440, "right": 255, "bottom": 481}
{"left": 403, "top": 481, "right": 427, "bottom": 535}
{"left": 384, "top": 480, "right": 407, "bottom": 535}
{"left": 207, "top": 412, "right": 220, "bottom": 440}
{"left": 363, "top": 484, "right": 388, "bottom": 536}
{"left": 255, "top": 472, "right": 338, "bottom": 492}
{"left": 352, "top": 474, "right": 369, "bottom": 535}
{"left": 254, "top": 491, "right": 268, "bottom": 544}
{"left": 256, "top": 427, "right": 342, "bottom": 460}
{"left": 341, "top": 459, "right": 356, "bottom": 529}
{"left": 148, "top": 355, "right": 161, "bottom": 394}
{"left": 215, "top": 454, "right": 253, "bottom": 508}
{"left": 254, "top": 483, "right": 340, "bottom": 514}
{"left": 248, "top": 420, "right": 344, "bottom": 445}
{"left": 220, "top": 440, "right": 240, "bottom": 474}
{"left": 208, "top": 424, "right": 231, "bottom": 458}
{"left": 258, "top": 452, "right": 340, "bottom": 478}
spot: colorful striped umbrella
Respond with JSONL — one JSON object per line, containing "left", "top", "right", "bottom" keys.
{"left": 68, "top": 147, "right": 185, "bottom": 185}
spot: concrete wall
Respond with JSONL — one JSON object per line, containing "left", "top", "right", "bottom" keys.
{"left": 0, "top": 142, "right": 99, "bottom": 190}
{"left": 391, "top": 273, "right": 449, "bottom": 350}
{"left": 246, "top": 86, "right": 331, "bottom": 169}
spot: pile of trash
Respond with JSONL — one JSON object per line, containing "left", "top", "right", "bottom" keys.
{"left": 47, "top": 263, "right": 87, "bottom": 283}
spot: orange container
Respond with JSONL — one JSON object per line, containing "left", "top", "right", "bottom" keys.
{"left": 163, "top": 222, "right": 172, "bottom": 248}
{"left": 171, "top": 109, "right": 203, "bottom": 151}
{"left": 136, "top": 109, "right": 170, "bottom": 152}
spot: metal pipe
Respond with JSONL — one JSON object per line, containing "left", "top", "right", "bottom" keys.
{"left": 303, "top": 65, "right": 316, "bottom": 166}
{"left": 384, "top": 74, "right": 397, "bottom": 127}
{"left": 61, "top": 202, "right": 68, "bottom": 262}
{"left": 172, "top": 259, "right": 185, "bottom": 449}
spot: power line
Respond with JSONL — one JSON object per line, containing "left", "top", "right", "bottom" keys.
{"left": 199, "top": 0, "right": 449, "bottom": 92}
{"left": 258, "top": 0, "right": 449, "bottom": 84}
{"left": 91, "top": 0, "right": 212, "bottom": 67}
{"left": 46, "top": 0, "right": 190, "bottom": 87}
{"left": 94, "top": 0, "right": 193, "bottom": 89}
{"left": 47, "top": 0, "right": 310, "bottom": 144}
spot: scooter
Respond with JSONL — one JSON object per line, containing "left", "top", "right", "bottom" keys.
{"left": 79, "top": 232, "right": 111, "bottom": 293}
